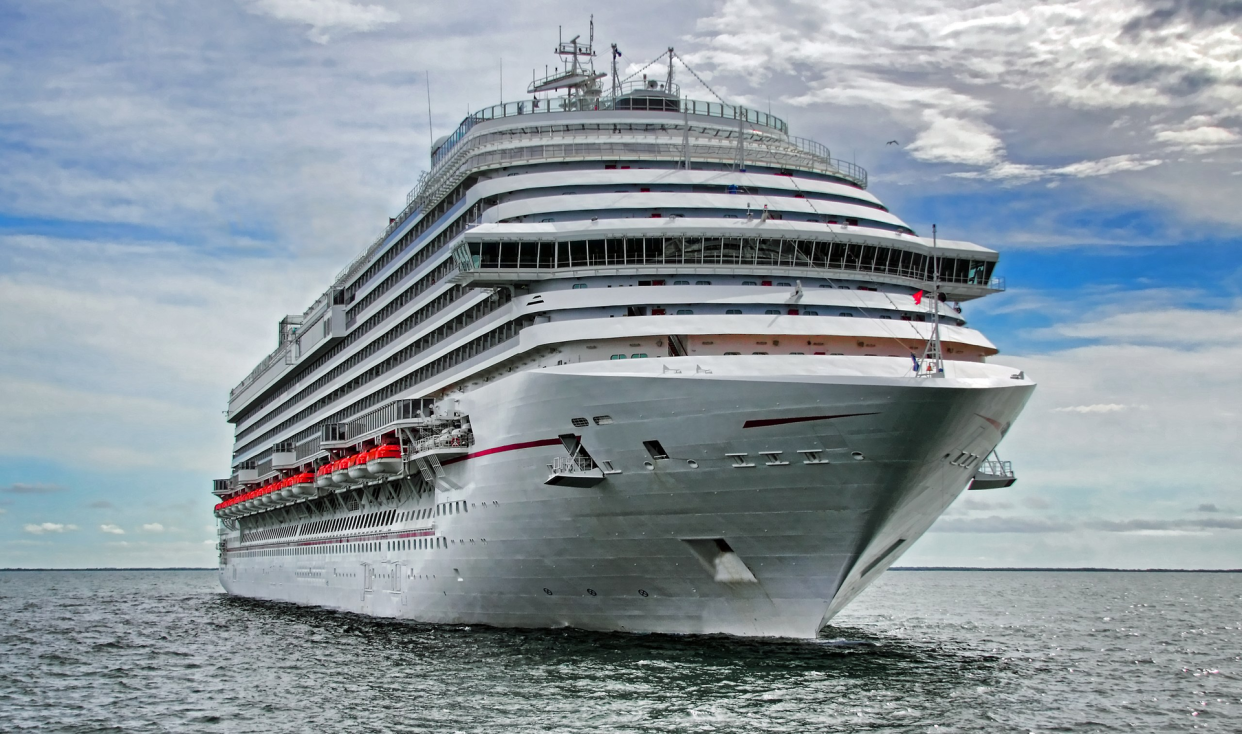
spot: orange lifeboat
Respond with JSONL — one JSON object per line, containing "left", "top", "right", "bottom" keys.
{"left": 367, "top": 443, "right": 404, "bottom": 476}
{"left": 291, "top": 471, "right": 316, "bottom": 497}
{"left": 347, "top": 451, "right": 371, "bottom": 482}
{"left": 332, "top": 456, "right": 354, "bottom": 486}
{"left": 316, "top": 463, "right": 338, "bottom": 490}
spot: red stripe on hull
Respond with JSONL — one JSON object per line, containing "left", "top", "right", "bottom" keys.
{"left": 441, "top": 437, "right": 563, "bottom": 465}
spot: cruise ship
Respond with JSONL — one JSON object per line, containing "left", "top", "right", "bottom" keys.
{"left": 213, "top": 28, "right": 1033, "bottom": 638}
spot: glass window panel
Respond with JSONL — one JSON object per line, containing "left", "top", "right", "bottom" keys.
{"left": 587, "top": 239, "right": 606, "bottom": 267}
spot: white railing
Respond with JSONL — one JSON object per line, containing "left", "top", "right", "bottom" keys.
{"left": 548, "top": 455, "right": 597, "bottom": 474}
{"left": 976, "top": 459, "right": 1014, "bottom": 478}
{"left": 412, "top": 431, "right": 474, "bottom": 454}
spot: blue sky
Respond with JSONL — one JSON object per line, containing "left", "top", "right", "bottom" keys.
{"left": 1, "top": 0, "right": 1239, "bottom": 568}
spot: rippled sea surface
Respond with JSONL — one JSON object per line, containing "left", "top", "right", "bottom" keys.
{"left": 2, "top": 570, "right": 1239, "bottom": 732}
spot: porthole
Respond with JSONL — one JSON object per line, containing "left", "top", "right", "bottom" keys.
{"left": 543, "top": 588, "right": 553, "bottom": 596}
{"left": 587, "top": 588, "right": 597, "bottom": 596}
{"left": 687, "top": 460, "right": 698, "bottom": 469}
{"left": 638, "top": 589, "right": 649, "bottom": 597}
{"left": 644, "top": 461, "right": 654, "bottom": 470}
{"left": 852, "top": 452, "right": 865, "bottom": 461}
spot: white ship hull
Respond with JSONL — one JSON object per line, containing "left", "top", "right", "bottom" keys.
{"left": 214, "top": 30, "right": 1032, "bottom": 638}
{"left": 219, "top": 356, "right": 1031, "bottom": 637}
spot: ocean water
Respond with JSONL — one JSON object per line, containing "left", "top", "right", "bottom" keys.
{"left": 1, "top": 570, "right": 1238, "bottom": 732}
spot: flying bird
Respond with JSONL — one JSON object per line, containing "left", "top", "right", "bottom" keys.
{"left": 886, "top": 140, "right": 900, "bottom": 146}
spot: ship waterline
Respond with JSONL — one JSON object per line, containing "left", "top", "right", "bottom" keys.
{"left": 214, "top": 28, "right": 1032, "bottom": 638}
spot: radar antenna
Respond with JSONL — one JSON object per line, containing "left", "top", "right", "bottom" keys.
{"left": 528, "top": 16, "right": 605, "bottom": 111}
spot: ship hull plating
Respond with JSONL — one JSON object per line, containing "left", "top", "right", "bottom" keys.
{"left": 219, "top": 356, "right": 1032, "bottom": 638}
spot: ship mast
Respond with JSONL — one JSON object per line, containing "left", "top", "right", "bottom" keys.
{"left": 528, "top": 16, "right": 605, "bottom": 111}
{"left": 920, "top": 224, "right": 945, "bottom": 377}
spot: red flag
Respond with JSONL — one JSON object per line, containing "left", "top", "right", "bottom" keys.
{"left": 913, "top": 290, "right": 924, "bottom": 305}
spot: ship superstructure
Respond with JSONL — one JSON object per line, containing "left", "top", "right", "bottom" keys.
{"left": 213, "top": 28, "right": 1032, "bottom": 638}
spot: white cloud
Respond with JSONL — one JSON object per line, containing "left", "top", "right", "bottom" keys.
{"left": 99, "top": 524, "right": 125, "bottom": 535}
{"left": 1052, "top": 403, "right": 1134, "bottom": 414}
{"left": 950, "top": 154, "right": 1164, "bottom": 183}
{"left": 907, "top": 112, "right": 1004, "bottom": 167}
{"left": 245, "top": 0, "right": 399, "bottom": 43}
{"left": 142, "top": 523, "right": 166, "bottom": 533}
{"left": 691, "top": 0, "right": 1242, "bottom": 223}
{"left": 1155, "top": 125, "right": 1241, "bottom": 151}
{"left": 24, "top": 523, "right": 78, "bottom": 535}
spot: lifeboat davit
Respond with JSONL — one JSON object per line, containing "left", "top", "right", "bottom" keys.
{"left": 347, "top": 451, "right": 371, "bottom": 481}
{"left": 367, "top": 444, "right": 403, "bottom": 476}
{"left": 316, "top": 464, "right": 338, "bottom": 490}
{"left": 277, "top": 477, "right": 295, "bottom": 500}
{"left": 332, "top": 456, "right": 355, "bottom": 486}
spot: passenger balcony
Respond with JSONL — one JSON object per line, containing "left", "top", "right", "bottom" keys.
{"left": 970, "top": 456, "right": 1016, "bottom": 490}
{"left": 544, "top": 454, "right": 605, "bottom": 488}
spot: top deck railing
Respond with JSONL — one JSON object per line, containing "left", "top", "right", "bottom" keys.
{"left": 431, "top": 94, "right": 790, "bottom": 170}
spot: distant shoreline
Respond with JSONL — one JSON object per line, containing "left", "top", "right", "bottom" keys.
{"left": 1, "top": 566, "right": 1240, "bottom": 573}
{"left": 892, "top": 567, "right": 1242, "bottom": 573}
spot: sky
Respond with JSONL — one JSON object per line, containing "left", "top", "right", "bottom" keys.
{"left": 0, "top": 0, "right": 1239, "bottom": 569}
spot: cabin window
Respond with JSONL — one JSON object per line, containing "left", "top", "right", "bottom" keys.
{"left": 726, "top": 309, "right": 742, "bottom": 314}
{"left": 610, "top": 354, "right": 627, "bottom": 360}
{"left": 742, "top": 281, "right": 757, "bottom": 286}
{"left": 696, "top": 280, "right": 711, "bottom": 285}
{"left": 631, "top": 353, "right": 648, "bottom": 359}
{"left": 839, "top": 312, "right": 854, "bottom": 317}
{"left": 593, "top": 415, "right": 614, "bottom": 425}
{"left": 676, "top": 309, "right": 693, "bottom": 315}
{"left": 765, "top": 309, "right": 780, "bottom": 315}
{"left": 805, "top": 310, "right": 819, "bottom": 315}
{"left": 572, "top": 283, "right": 588, "bottom": 289}
{"left": 724, "top": 351, "right": 740, "bottom": 355}
{"left": 674, "top": 280, "right": 689, "bottom": 285}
